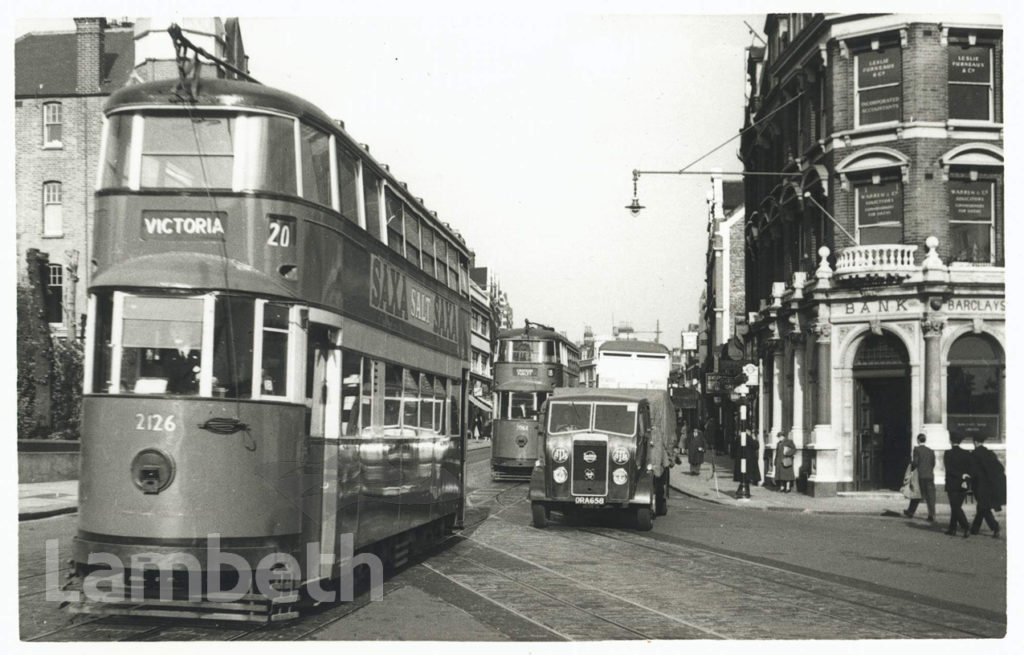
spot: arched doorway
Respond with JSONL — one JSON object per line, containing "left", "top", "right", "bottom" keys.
{"left": 947, "top": 333, "right": 1004, "bottom": 443}
{"left": 853, "top": 332, "right": 911, "bottom": 490}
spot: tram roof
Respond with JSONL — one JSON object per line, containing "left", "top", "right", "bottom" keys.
{"left": 497, "top": 327, "right": 577, "bottom": 345}
{"left": 103, "top": 78, "right": 471, "bottom": 257}
{"left": 598, "top": 339, "right": 670, "bottom": 355}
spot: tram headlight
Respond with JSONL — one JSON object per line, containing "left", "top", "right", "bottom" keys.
{"left": 552, "top": 466, "right": 568, "bottom": 484}
{"left": 612, "top": 468, "right": 628, "bottom": 485}
{"left": 612, "top": 447, "right": 630, "bottom": 465}
{"left": 551, "top": 446, "right": 569, "bottom": 464}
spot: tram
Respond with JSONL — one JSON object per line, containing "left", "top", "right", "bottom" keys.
{"left": 72, "top": 50, "right": 472, "bottom": 620}
{"left": 490, "top": 322, "right": 579, "bottom": 479}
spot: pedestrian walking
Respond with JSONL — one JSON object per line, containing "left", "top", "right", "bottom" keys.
{"left": 903, "top": 434, "right": 936, "bottom": 521}
{"left": 944, "top": 433, "right": 972, "bottom": 538}
{"left": 773, "top": 432, "right": 796, "bottom": 492}
{"left": 969, "top": 436, "right": 1006, "bottom": 538}
{"left": 686, "top": 428, "right": 707, "bottom": 475}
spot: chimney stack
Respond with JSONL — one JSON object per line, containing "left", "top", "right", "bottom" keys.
{"left": 74, "top": 17, "right": 106, "bottom": 94}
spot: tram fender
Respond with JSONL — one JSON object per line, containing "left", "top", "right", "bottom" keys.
{"left": 528, "top": 464, "right": 547, "bottom": 502}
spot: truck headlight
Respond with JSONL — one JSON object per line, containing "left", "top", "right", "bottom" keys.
{"left": 552, "top": 466, "right": 568, "bottom": 484}
{"left": 612, "top": 468, "right": 628, "bottom": 485}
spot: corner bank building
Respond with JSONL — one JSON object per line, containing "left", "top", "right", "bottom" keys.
{"left": 741, "top": 14, "right": 1004, "bottom": 496}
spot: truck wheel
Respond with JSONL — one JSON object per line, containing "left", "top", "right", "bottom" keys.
{"left": 531, "top": 502, "right": 549, "bottom": 528}
{"left": 636, "top": 506, "right": 653, "bottom": 531}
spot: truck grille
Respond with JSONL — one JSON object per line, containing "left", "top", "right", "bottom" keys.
{"left": 571, "top": 440, "right": 607, "bottom": 495}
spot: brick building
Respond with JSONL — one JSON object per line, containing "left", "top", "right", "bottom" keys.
{"left": 740, "top": 14, "right": 1004, "bottom": 495}
{"left": 15, "top": 18, "right": 247, "bottom": 339}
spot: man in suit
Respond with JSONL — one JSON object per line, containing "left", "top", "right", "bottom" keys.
{"left": 970, "top": 436, "right": 1006, "bottom": 538}
{"left": 943, "top": 433, "right": 972, "bottom": 537}
{"left": 903, "top": 433, "right": 936, "bottom": 521}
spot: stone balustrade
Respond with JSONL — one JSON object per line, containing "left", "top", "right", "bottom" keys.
{"left": 834, "top": 243, "right": 918, "bottom": 280}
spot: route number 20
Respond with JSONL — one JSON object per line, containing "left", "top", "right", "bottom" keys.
{"left": 267, "top": 215, "right": 296, "bottom": 248}
{"left": 135, "top": 413, "right": 176, "bottom": 431}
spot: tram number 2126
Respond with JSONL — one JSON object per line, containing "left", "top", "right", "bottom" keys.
{"left": 135, "top": 413, "right": 176, "bottom": 431}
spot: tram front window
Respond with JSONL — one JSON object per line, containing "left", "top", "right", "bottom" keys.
{"left": 140, "top": 114, "right": 235, "bottom": 189}
{"left": 120, "top": 296, "right": 204, "bottom": 395}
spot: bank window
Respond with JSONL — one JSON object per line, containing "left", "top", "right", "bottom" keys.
{"left": 947, "top": 334, "right": 1003, "bottom": 443}
{"left": 141, "top": 114, "right": 235, "bottom": 189}
{"left": 43, "top": 102, "right": 63, "bottom": 147}
{"left": 385, "top": 188, "right": 404, "bottom": 255}
{"left": 404, "top": 209, "right": 421, "bottom": 268}
{"left": 42, "top": 181, "right": 63, "bottom": 237}
{"left": 299, "top": 123, "right": 331, "bottom": 207}
{"left": 855, "top": 45, "right": 902, "bottom": 127}
{"left": 259, "top": 302, "right": 290, "bottom": 398}
{"left": 45, "top": 263, "right": 63, "bottom": 324}
{"left": 855, "top": 177, "right": 903, "bottom": 245}
{"left": 949, "top": 179, "right": 995, "bottom": 264}
{"left": 336, "top": 145, "right": 359, "bottom": 223}
{"left": 949, "top": 45, "right": 993, "bottom": 121}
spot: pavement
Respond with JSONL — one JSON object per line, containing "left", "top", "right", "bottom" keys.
{"left": 670, "top": 451, "right": 960, "bottom": 519}
{"left": 18, "top": 438, "right": 497, "bottom": 521}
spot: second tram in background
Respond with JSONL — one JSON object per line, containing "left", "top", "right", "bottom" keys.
{"left": 491, "top": 322, "right": 580, "bottom": 480}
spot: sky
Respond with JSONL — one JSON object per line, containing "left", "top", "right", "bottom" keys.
{"left": 12, "top": 6, "right": 764, "bottom": 347}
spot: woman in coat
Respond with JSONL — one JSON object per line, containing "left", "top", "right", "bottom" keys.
{"left": 686, "top": 428, "right": 707, "bottom": 475}
{"left": 774, "top": 432, "right": 796, "bottom": 492}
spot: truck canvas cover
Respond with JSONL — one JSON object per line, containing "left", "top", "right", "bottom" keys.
{"left": 550, "top": 387, "right": 679, "bottom": 476}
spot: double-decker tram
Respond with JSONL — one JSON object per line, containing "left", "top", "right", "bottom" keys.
{"left": 73, "top": 60, "right": 474, "bottom": 620}
{"left": 490, "top": 322, "right": 580, "bottom": 480}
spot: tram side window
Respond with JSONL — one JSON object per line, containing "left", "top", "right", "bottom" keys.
{"left": 212, "top": 296, "right": 254, "bottom": 398}
{"left": 120, "top": 296, "right": 204, "bottom": 395}
{"left": 101, "top": 114, "right": 132, "bottom": 188}
{"left": 363, "top": 169, "right": 382, "bottom": 239}
{"left": 446, "top": 247, "right": 459, "bottom": 291}
{"left": 241, "top": 115, "right": 296, "bottom": 196}
{"left": 300, "top": 123, "right": 331, "bottom": 207}
{"left": 404, "top": 209, "right": 421, "bottom": 268}
{"left": 419, "top": 373, "right": 435, "bottom": 430}
{"left": 421, "top": 228, "right": 436, "bottom": 278}
{"left": 435, "top": 238, "right": 448, "bottom": 285}
{"left": 383, "top": 364, "right": 402, "bottom": 427}
{"left": 361, "top": 360, "right": 375, "bottom": 432}
{"left": 91, "top": 293, "right": 113, "bottom": 392}
{"left": 450, "top": 388, "right": 461, "bottom": 437}
{"left": 385, "top": 189, "right": 404, "bottom": 255}
{"left": 403, "top": 369, "right": 421, "bottom": 428}
{"left": 341, "top": 352, "right": 362, "bottom": 436}
{"left": 336, "top": 145, "right": 359, "bottom": 223}
{"left": 140, "top": 115, "right": 235, "bottom": 189}
{"left": 434, "top": 378, "right": 447, "bottom": 435}
{"left": 260, "top": 303, "right": 290, "bottom": 396}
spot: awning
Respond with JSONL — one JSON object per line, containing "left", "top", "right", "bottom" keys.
{"left": 468, "top": 395, "right": 492, "bottom": 413}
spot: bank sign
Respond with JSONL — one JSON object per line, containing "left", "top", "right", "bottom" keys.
{"left": 369, "top": 254, "right": 458, "bottom": 343}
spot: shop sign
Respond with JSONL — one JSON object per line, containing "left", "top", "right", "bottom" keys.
{"left": 943, "top": 298, "right": 1005, "bottom": 313}
{"left": 742, "top": 363, "right": 759, "bottom": 387}
{"left": 949, "top": 182, "right": 992, "bottom": 222}
{"left": 705, "top": 372, "right": 733, "bottom": 393}
{"left": 842, "top": 297, "right": 921, "bottom": 315}
{"left": 948, "top": 414, "right": 999, "bottom": 441}
{"left": 857, "top": 183, "right": 902, "bottom": 225}
{"left": 858, "top": 49, "right": 901, "bottom": 86}
{"left": 858, "top": 49, "right": 902, "bottom": 125}
{"left": 948, "top": 47, "right": 990, "bottom": 83}
{"left": 682, "top": 332, "right": 698, "bottom": 351}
